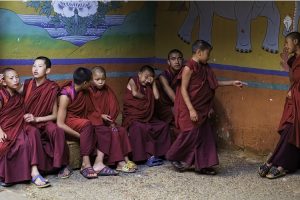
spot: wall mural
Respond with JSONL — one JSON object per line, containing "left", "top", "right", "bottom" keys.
{"left": 178, "top": 1, "right": 280, "bottom": 54}
{"left": 20, "top": 1, "right": 124, "bottom": 46}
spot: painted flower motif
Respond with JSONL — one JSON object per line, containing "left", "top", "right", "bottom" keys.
{"left": 52, "top": 0, "right": 98, "bottom": 18}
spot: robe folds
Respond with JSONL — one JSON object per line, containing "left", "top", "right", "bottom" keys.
{"left": 166, "top": 59, "right": 219, "bottom": 170}
{"left": 122, "top": 77, "right": 171, "bottom": 162}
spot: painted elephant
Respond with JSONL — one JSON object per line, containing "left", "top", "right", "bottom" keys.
{"left": 178, "top": 1, "right": 280, "bottom": 53}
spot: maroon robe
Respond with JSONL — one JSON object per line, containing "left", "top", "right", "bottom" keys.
{"left": 155, "top": 68, "right": 180, "bottom": 140}
{"left": 166, "top": 59, "right": 219, "bottom": 170}
{"left": 155, "top": 68, "right": 179, "bottom": 124}
{"left": 88, "top": 85, "right": 131, "bottom": 165}
{"left": 268, "top": 55, "right": 300, "bottom": 172}
{"left": 24, "top": 79, "right": 69, "bottom": 172}
{"left": 60, "top": 81, "right": 96, "bottom": 157}
{"left": 0, "top": 88, "right": 43, "bottom": 184}
{"left": 122, "top": 77, "right": 171, "bottom": 162}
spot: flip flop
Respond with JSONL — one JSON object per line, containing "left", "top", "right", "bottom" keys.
{"left": 266, "top": 166, "right": 286, "bottom": 179}
{"left": 127, "top": 161, "right": 138, "bottom": 170}
{"left": 57, "top": 166, "right": 73, "bottom": 179}
{"left": 116, "top": 163, "right": 136, "bottom": 173}
{"left": 97, "top": 166, "right": 119, "bottom": 176}
{"left": 80, "top": 167, "right": 98, "bottom": 179}
{"left": 146, "top": 156, "right": 164, "bottom": 167}
{"left": 258, "top": 163, "right": 271, "bottom": 177}
{"left": 31, "top": 174, "right": 51, "bottom": 188}
{"left": 0, "top": 181, "right": 13, "bottom": 187}
{"left": 197, "top": 168, "right": 217, "bottom": 175}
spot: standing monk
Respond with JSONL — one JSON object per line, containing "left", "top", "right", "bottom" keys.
{"left": 87, "top": 66, "right": 136, "bottom": 173}
{"left": 166, "top": 40, "right": 245, "bottom": 175}
{"left": 155, "top": 49, "right": 184, "bottom": 140}
{"left": 20, "top": 56, "right": 71, "bottom": 178}
{"left": 259, "top": 32, "right": 300, "bottom": 179}
{"left": 122, "top": 65, "right": 171, "bottom": 167}
{"left": 57, "top": 67, "right": 116, "bottom": 179}
{"left": 0, "top": 68, "right": 50, "bottom": 188}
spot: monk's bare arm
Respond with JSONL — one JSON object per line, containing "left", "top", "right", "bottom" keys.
{"left": 57, "top": 95, "right": 80, "bottom": 139}
{"left": 218, "top": 80, "right": 245, "bottom": 88}
{"left": 159, "top": 75, "right": 175, "bottom": 102}
{"left": 152, "top": 80, "right": 159, "bottom": 100}
{"left": 127, "top": 78, "right": 144, "bottom": 99}
{"left": 181, "top": 66, "right": 198, "bottom": 122}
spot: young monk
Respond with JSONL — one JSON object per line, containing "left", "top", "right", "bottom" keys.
{"left": 122, "top": 65, "right": 171, "bottom": 166}
{"left": 57, "top": 67, "right": 117, "bottom": 178}
{"left": 87, "top": 66, "right": 136, "bottom": 173}
{"left": 258, "top": 32, "right": 300, "bottom": 179}
{"left": 18, "top": 56, "right": 71, "bottom": 178}
{"left": 166, "top": 40, "right": 245, "bottom": 175}
{"left": 0, "top": 68, "right": 50, "bottom": 188}
{"left": 155, "top": 49, "right": 184, "bottom": 139}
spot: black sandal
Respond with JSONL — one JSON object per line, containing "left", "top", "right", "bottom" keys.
{"left": 258, "top": 163, "right": 271, "bottom": 177}
{"left": 266, "top": 166, "right": 286, "bottom": 179}
{"left": 197, "top": 168, "right": 217, "bottom": 175}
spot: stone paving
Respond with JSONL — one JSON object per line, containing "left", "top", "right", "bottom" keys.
{"left": 0, "top": 149, "right": 299, "bottom": 200}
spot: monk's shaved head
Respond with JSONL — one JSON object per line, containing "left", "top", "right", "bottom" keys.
{"left": 92, "top": 66, "right": 106, "bottom": 78}
{"left": 2, "top": 68, "right": 16, "bottom": 77}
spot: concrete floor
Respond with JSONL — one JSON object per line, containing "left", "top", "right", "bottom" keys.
{"left": 1, "top": 149, "right": 300, "bottom": 200}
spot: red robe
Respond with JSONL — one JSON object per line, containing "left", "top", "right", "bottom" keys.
{"left": 0, "top": 88, "right": 42, "bottom": 184}
{"left": 24, "top": 79, "right": 69, "bottom": 172}
{"left": 268, "top": 55, "right": 300, "bottom": 172}
{"left": 122, "top": 77, "right": 171, "bottom": 162}
{"left": 155, "top": 68, "right": 179, "bottom": 125}
{"left": 60, "top": 81, "right": 95, "bottom": 156}
{"left": 166, "top": 59, "right": 219, "bottom": 170}
{"left": 88, "top": 85, "right": 131, "bottom": 164}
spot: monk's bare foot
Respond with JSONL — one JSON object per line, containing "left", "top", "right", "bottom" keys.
{"left": 92, "top": 163, "right": 106, "bottom": 173}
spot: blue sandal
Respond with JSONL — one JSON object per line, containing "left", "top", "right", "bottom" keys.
{"left": 31, "top": 174, "right": 51, "bottom": 188}
{"left": 97, "top": 166, "right": 119, "bottom": 176}
{"left": 146, "top": 156, "right": 164, "bottom": 167}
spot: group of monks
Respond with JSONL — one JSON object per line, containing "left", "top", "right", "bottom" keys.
{"left": 1, "top": 36, "right": 300, "bottom": 188}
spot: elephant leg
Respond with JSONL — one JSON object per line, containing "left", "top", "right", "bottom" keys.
{"left": 197, "top": 2, "right": 213, "bottom": 44}
{"left": 236, "top": 19, "right": 252, "bottom": 53}
{"left": 260, "top": 2, "right": 280, "bottom": 54}
{"left": 293, "top": 1, "right": 300, "bottom": 32}
{"left": 235, "top": 3, "right": 253, "bottom": 53}
{"left": 178, "top": 1, "right": 198, "bottom": 44}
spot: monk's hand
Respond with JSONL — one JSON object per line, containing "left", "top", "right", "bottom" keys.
{"left": 148, "top": 77, "right": 154, "bottom": 85}
{"left": 101, "top": 114, "right": 113, "bottom": 122}
{"left": 208, "top": 108, "right": 215, "bottom": 119}
{"left": 24, "top": 113, "right": 37, "bottom": 123}
{"left": 0, "top": 73, "right": 3, "bottom": 85}
{"left": 110, "top": 123, "right": 118, "bottom": 133}
{"left": 189, "top": 109, "right": 198, "bottom": 122}
{"left": 287, "top": 90, "right": 292, "bottom": 98}
{"left": 232, "top": 80, "right": 247, "bottom": 88}
{"left": 0, "top": 130, "right": 7, "bottom": 143}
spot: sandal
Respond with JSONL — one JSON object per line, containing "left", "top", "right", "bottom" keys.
{"left": 258, "top": 163, "right": 271, "bottom": 177}
{"left": 171, "top": 161, "right": 185, "bottom": 171}
{"left": 197, "top": 168, "right": 217, "bottom": 175}
{"left": 0, "top": 181, "right": 13, "bottom": 187}
{"left": 57, "top": 166, "right": 73, "bottom": 179}
{"left": 80, "top": 167, "right": 98, "bottom": 179}
{"left": 266, "top": 166, "right": 286, "bottom": 179}
{"left": 97, "top": 166, "right": 119, "bottom": 176}
{"left": 31, "top": 174, "right": 51, "bottom": 188}
{"left": 116, "top": 163, "right": 136, "bottom": 173}
{"left": 127, "top": 161, "right": 138, "bottom": 170}
{"left": 146, "top": 156, "right": 164, "bottom": 167}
